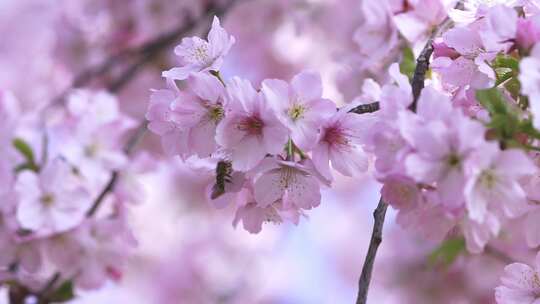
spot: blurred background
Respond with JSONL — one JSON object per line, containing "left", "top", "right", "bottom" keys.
{"left": 0, "top": 0, "right": 522, "bottom": 303}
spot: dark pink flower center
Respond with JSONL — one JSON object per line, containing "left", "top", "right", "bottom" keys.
{"left": 237, "top": 116, "right": 264, "bottom": 135}
{"left": 323, "top": 125, "right": 348, "bottom": 146}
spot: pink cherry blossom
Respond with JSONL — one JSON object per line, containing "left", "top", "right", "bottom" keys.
{"left": 480, "top": 5, "right": 518, "bottom": 52}
{"left": 381, "top": 175, "right": 421, "bottom": 210}
{"left": 15, "top": 158, "right": 92, "bottom": 235}
{"left": 253, "top": 158, "right": 321, "bottom": 210}
{"left": 215, "top": 77, "right": 288, "bottom": 171}
{"left": 163, "top": 17, "right": 235, "bottom": 80}
{"left": 232, "top": 188, "right": 302, "bottom": 234}
{"left": 392, "top": 0, "right": 448, "bottom": 44}
{"left": 156, "top": 72, "right": 227, "bottom": 158}
{"left": 173, "top": 72, "right": 225, "bottom": 157}
{"left": 261, "top": 70, "right": 336, "bottom": 150}
{"left": 495, "top": 252, "right": 540, "bottom": 304}
{"left": 398, "top": 86, "right": 487, "bottom": 208}
{"left": 312, "top": 109, "right": 370, "bottom": 181}
{"left": 432, "top": 26, "right": 495, "bottom": 89}
{"left": 464, "top": 143, "right": 535, "bottom": 223}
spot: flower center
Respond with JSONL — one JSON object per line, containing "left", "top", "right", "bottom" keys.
{"left": 237, "top": 116, "right": 264, "bottom": 135}
{"left": 479, "top": 169, "right": 497, "bottom": 188}
{"left": 323, "top": 126, "right": 348, "bottom": 146}
{"left": 288, "top": 104, "right": 305, "bottom": 121}
{"left": 186, "top": 42, "right": 211, "bottom": 65}
{"left": 447, "top": 153, "right": 461, "bottom": 167}
{"left": 40, "top": 194, "right": 55, "bottom": 207}
{"left": 207, "top": 105, "right": 224, "bottom": 123}
{"left": 84, "top": 143, "right": 99, "bottom": 158}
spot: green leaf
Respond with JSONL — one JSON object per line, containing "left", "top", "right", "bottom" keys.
{"left": 476, "top": 88, "right": 510, "bottom": 115}
{"left": 492, "top": 55, "right": 519, "bottom": 71}
{"left": 428, "top": 238, "right": 466, "bottom": 267}
{"left": 494, "top": 67, "right": 514, "bottom": 86}
{"left": 12, "top": 138, "right": 36, "bottom": 166}
{"left": 519, "top": 119, "right": 540, "bottom": 140}
{"left": 48, "top": 281, "right": 75, "bottom": 303}
{"left": 399, "top": 46, "right": 416, "bottom": 82}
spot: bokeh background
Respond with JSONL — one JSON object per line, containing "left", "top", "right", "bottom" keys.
{"left": 0, "top": 0, "right": 524, "bottom": 303}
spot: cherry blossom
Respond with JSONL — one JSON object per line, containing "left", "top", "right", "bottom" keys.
{"left": 262, "top": 70, "right": 336, "bottom": 150}
{"left": 163, "top": 16, "right": 235, "bottom": 80}
{"left": 464, "top": 143, "right": 535, "bottom": 223}
{"left": 312, "top": 109, "right": 370, "bottom": 181}
{"left": 216, "top": 77, "right": 288, "bottom": 171}
{"left": 495, "top": 252, "right": 540, "bottom": 304}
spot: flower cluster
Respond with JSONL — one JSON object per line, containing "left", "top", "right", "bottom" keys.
{"left": 147, "top": 17, "right": 372, "bottom": 233}
{"left": 0, "top": 89, "right": 143, "bottom": 296}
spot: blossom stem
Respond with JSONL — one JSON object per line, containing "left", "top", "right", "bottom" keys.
{"left": 210, "top": 70, "right": 226, "bottom": 86}
{"left": 286, "top": 138, "right": 294, "bottom": 161}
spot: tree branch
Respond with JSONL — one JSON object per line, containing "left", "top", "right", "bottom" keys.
{"left": 409, "top": 15, "right": 454, "bottom": 111}
{"left": 355, "top": 198, "right": 388, "bottom": 304}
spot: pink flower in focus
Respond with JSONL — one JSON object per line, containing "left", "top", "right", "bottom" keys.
{"left": 233, "top": 188, "right": 302, "bottom": 234}
{"left": 312, "top": 109, "right": 370, "bottom": 180}
{"left": 233, "top": 202, "right": 282, "bottom": 234}
{"left": 216, "top": 77, "right": 288, "bottom": 171}
{"left": 495, "top": 252, "right": 540, "bottom": 304}
{"left": 262, "top": 70, "right": 336, "bottom": 150}
{"left": 147, "top": 72, "right": 227, "bottom": 159}
{"left": 254, "top": 158, "right": 321, "bottom": 210}
{"left": 15, "top": 158, "right": 92, "bottom": 235}
{"left": 163, "top": 17, "right": 235, "bottom": 80}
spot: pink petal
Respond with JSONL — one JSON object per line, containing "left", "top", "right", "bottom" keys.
{"left": 291, "top": 70, "right": 322, "bottom": 101}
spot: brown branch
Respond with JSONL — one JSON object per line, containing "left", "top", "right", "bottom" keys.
{"left": 409, "top": 16, "right": 455, "bottom": 111}
{"left": 355, "top": 198, "right": 388, "bottom": 304}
